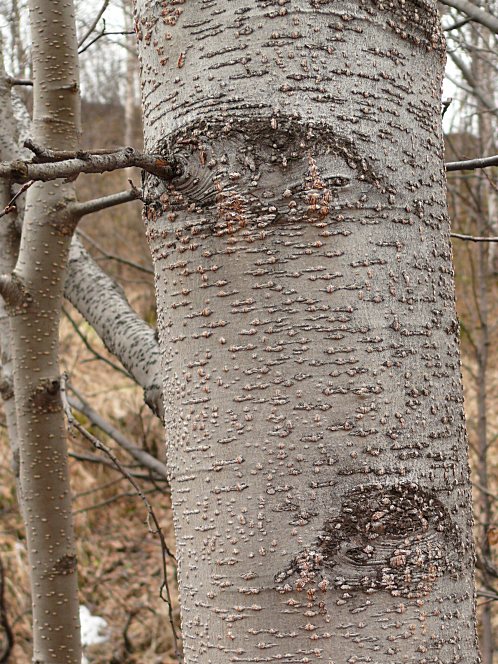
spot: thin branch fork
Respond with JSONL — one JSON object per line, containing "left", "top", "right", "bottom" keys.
{"left": 0, "top": 142, "right": 177, "bottom": 183}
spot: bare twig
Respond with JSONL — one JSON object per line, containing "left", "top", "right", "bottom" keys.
{"left": 71, "top": 186, "right": 142, "bottom": 219}
{"left": 68, "top": 450, "right": 166, "bottom": 481}
{"left": 73, "top": 487, "right": 160, "bottom": 515}
{"left": 0, "top": 144, "right": 177, "bottom": 183}
{"left": 73, "top": 476, "right": 126, "bottom": 501}
{"left": 60, "top": 374, "right": 181, "bottom": 660}
{"left": 78, "top": 0, "right": 110, "bottom": 48}
{"left": 451, "top": 233, "right": 498, "bottom": 242}
{"left": 0, "top": 180, "right": 34, "bottom": 219}
{"left": 68, "top": 386, "right": 168, "bottom": 479}
{"left": 446, "top": 154, "right": 498, "bottom": 172}
{"left": 444, "top": 17, "right": 471, "bottom": 31}
{"left": 78, "top": 229, "right": 154, "bottom": 275}
{"left": 123, "top": 606, "right": 156, "bottom": 654}
{"left": 25, "top": 140, "right": 125, "bottom": 160}
{"left": 6, "top": 76, "right": 33, "bottom": 87}
{"left": 439, "top": 0, "right": 498, "bottom": 33}
{"left": 78, "top": 28, "right": 135, "bottom": 55}
{"left": 442, "top": 98, "right": 453, "bottom": 117}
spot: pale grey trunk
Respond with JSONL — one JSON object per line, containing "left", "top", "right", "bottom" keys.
{"left": 134, "top": 1, "right": 479, "bottom": 662}
{"left": 0, "top": 42, "right": 24, "bottom": 513}
{"left": 3, "top": 1, "right": 82, "bottom": 662}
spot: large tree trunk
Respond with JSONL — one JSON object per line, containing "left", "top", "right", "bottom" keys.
{"left": 134, "top": 1, "right": 480, "bottom": 661}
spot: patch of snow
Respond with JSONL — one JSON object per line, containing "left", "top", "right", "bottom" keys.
{"left": 80, "top": 605, "right": 109, "bottom": 664}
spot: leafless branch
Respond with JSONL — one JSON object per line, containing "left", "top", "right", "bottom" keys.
{"left": 62, "top": 305, "right": 131, "bottom": 377}
{"left": 78, "top": 0, "right": 110, "bottom": 48}
{"left": 78, "top": 229, "right": 153, "bottom": 275}
{"left": 451, "top": 232, "right": 498, "bottom": 242}
{"left": 0, "top": 180, "right": 34, "bottom": 219}
{"left": 446, "top": 154, "right": 498, "bottom": 172}
{"left": 68, "top": 386, "right": 168, "bottom": 479}
{"left": 79, "top": 28, "right": 135, "bottom": 55}
{"left": 0, "top": 144, "right": 177, "bottom": 183}
{"left": 65, "top": 237, "right": 164, "bottom": 420}
{"left": 447, "top": 50, "right": 497, "bottom": 114}
{"left": 444, "top": 17, "right": 471, "bottom": 31}
{"left": 73, "top": 487, "right": 161, "bottom": 515}
{"left": 60, "top": 373, "right": 181, "bottom": 660}
{"left": 439, "top": 0, "right": 498, "bottom": 33}
{"left": 442, "top": 98, "right": 453, "bottom": 117}
{"left": 68, "top": 450, "right": 165, "bottom": 481}
{"left": 71, "top": 186, "right": 142, "bottom": 219}
{"left": 6, "top": 76, "right": 33, "bottom": 87}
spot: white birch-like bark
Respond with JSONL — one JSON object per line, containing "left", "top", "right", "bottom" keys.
{"left": 3, "top": 1, "right": 82, "bottom": 662}
{"left": 65, "top": 237, "right": 164, "bottom": 419}
{"left": 134, "top": 2, "right": 480, "bottom": 662}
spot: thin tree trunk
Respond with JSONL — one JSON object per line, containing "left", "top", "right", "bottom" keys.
{"left": 0, "top": 48, "right": 21, "bottom": 495}
{"left": 0, "top": 1, "right": 82, "bottom": 662}
{"left": 134, "top": 2, "right": 480, "bottom": 662}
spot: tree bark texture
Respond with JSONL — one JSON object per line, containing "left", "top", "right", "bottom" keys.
{"left": 0, "top": 52, "right": 21, "bottom": 492}
{"left": 65, "top": 236, "right": 164, "bottom": 419}
{"left": 6, "top": 1, "right": 82, "bottom": 661}
{"left": 134, "top": 2, "right": 480, "bottom": 662}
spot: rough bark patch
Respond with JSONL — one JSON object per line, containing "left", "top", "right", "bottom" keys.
{"left": 28, "top": 378, "right": 62, "bottom": 414}
{"left": 145, "top": 117, "right": 389, "bottom": 234}
{"left": 53, "top": 554, "right": 77, "bottom": 576}
{"left": 276, "top": 483, "right": 461, "bottom": 599}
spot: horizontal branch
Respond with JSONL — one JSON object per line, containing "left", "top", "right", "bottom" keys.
{"left": 6, "top": 76, "right": 33, "bottom": 87}
{"left": 451, "top": 233, "right": 498, "bottom": 242}
{"left": 446, "top": 154, "right": 498, "bottom": 172}
{"left": 439, "top": 0, "right": 498, "bottom": 33}
{"left": 0, "top": 146, "right": 177, "bottom": 183}
{"left": 71, "top": 187, "right": 141, "bottom": 218}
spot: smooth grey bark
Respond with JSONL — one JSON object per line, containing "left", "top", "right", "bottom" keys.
{"left": 134, "top": 1, "right": 480, "bottom": 662}
{"left": 0, "top": 50, "right": 20, "bottom": 490}
{"left": 1, "top": 1, "right": 83, "bottom": 662}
